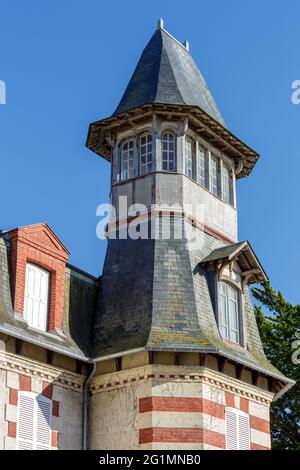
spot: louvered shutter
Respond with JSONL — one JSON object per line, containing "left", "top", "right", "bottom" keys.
{"left": 16, "top": 393, "right": 35, "bottom": 450}
{"left": 17, "top": 392, "right": 52, "bottom": 450}
{"left": 35, "top": 395, "right": 52, "bottom": 450}
{"left": 238, "top": 413, "right": 250, "bottom": 450}
{"left": 226, "top": 408, "right": 238, "bottom": 450}
{"left": 225, "top": 407, "right": 250, "bottom": 450}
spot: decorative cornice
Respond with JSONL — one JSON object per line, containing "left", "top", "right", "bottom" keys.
{"left": 0, "top": 351, "right": 84, "bottom": 392}
{"left": 90, "top": 365, "right": 273, "bottom": 405}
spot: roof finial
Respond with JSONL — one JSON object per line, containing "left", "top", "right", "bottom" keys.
{"left": 183, "top": 40, "right": 190, "bottom": 52}
{"left": 157, "top": 18, "right": 164, "bottom": 30}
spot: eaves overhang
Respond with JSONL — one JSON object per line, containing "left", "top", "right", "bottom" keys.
{"left": 200, "top": 240, "right": 268, "bottom": 286}
{"left": 86, "top": 103, "right": 260, "bottom": 179}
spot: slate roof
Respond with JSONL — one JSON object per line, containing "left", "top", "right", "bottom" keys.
{"left": 91, "top": 224, "right": 293, "bottom": 390}
{"left": 114, "top": 27, "right": 226, "bottom": 126}
{"left": 0, "top": 227, "right": 294, "bottom": 392}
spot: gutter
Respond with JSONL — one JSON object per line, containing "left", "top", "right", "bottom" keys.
{"left": 82, "top": 362, "right": 96, "bottom": 450}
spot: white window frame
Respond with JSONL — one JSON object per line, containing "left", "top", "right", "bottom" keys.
{"left": 222, "top": 164, "right": 231, "bottom": 204}
{"left": 162, "top": 131, "right": 176, "bottom": 171}
{"left": 24, "top": 263, "right": 50, "bottom": 332}
{"left": 16, "top": 391, "right": 52, "bottom": 450}
{"left": 197, "top": 145, "right": 206, "bottom": 187}
{"left": 218, "top": 281, "right": 240, "bottom": 344}
{"left": 209, "top": 155, "right": 218, "bottom": 196}
{"left": 225, "top": 407, "right": 250, "bottom": 450}
{"left": 120, "top": 138, "right": 135, "bottom": 181}
{"left": 184, "top": 138, "right": 193, "bottom": 178}
{"left": 139, "top": 133, "right": 153, "bottom": 175}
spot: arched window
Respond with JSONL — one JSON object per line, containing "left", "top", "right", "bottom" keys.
{"left": 162, "top": 132, "right": 176, "bottom": 171}
{"left": 222, "top": 164, "right": 232, "bottom": 204}
{"left": 121, "top": 138, "right": 135, "bottom": 181}
{"left": 218, "top": 281, "right": 240, "bottom": 343}
{"left": 140, "top": 134, "right": 153, "bottom": 175}
{"left": 185, "top": 138, "right": 193, "bottom": 178}
{"left": 197, "top": 145, "right": 206, "bottom": 187}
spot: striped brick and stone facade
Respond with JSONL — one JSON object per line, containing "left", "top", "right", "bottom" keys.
{"left": 0, "top": 20, "right": 294, "bottom": 450}
{"left": 89, "top": 358, "right": 274, "bottom": 450}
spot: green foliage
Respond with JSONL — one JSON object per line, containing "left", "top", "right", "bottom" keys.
{"left": 252, "top": 282, "right": 300, "bottom": 450}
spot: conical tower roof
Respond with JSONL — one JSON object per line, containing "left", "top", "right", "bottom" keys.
{"left": 114, "top": 23, "right": 225, "bottom": 126}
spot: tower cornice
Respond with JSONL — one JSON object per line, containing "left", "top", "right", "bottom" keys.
{"left": 86, "top": 103, "right": 259, "bottom": 179}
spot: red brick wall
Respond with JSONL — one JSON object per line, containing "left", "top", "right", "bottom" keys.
{"left": 8, "top": 224, "right": 69, "bottom": 331}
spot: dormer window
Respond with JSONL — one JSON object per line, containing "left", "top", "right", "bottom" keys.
{"left": 200, "top": 241, "right": 268, "bottom": 347}
{"left": 24, "top": 263, "right": 50, "bottom": 331}
{"left": 140, "top": 134, "right": 153, "bottom": 175}
{"left": 162, "top": 132, "right": 176, "bottom": 171}
{"left": 121, "top": 138, "right": 135, "bottom": 181}
{"left": 218, "top": 281, "right": 240, "bottom": 343}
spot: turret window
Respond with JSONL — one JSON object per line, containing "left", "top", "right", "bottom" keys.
{"left": 197, "top": 146, "right": 206, "bottom": 187}
{"left": 121, "top": 139, "right": 135, "bottom": 181}
{"left": 222, "top": 165, "right": 231, "bottom": 204}
{"left": 218, "top": 282, "right": 240, "bottom": 344}
{"left": 162, "top": 132, "right": 176, "bottom": 171}
{"left": 209, "top": 155, "right": 218, "bottom": 195}
{"left": 140, "top": 134, "right": 153, "bottom": 175}
{"left": 185, "top": 138, "right": 193, "bottom": 178}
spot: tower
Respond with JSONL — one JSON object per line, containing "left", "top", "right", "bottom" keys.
{"left": 86, "top": 20, "right": 293, "bottom": 450}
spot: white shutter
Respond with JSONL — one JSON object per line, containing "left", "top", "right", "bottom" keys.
{"left": 226, "top": 408, "right": 238, "bottom": 450}
{"left": 24, "top": 264, "right": 49, "bottom": 331}
{"left": 238, "top": 413, "right": 250, "bottom": 450}
{"left": 17, "top": 392, "right": 52, "bottom": 450}
{"left": 226, "top": 407, "right": 250, "bottom": 450}
{"left": 16, "top": 393, "right": 35, "bottom": 450}
{"left": 35, "top": 396, "right": 52, "bottom": 450}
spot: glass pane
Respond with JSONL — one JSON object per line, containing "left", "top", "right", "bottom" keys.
{"left": 185, "top": 139, "right": 193, "bottom": 178}
{"left": 210, "top": 156, "right": 218, "bottom": 195}
{"left": 222, "top": 165, "right": 231, "bottom": 204}
{"left": 229, "top": 299, "right": 238, "bottom": 330}
{"left": 197, "top": 147, "right": 206, "bottom": 187}
{"left": 162, "top": 133, "right": 176, "bottom": 171}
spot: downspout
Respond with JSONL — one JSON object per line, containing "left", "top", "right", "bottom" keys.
{"left": 82, "top": 362, "right": 96, "bottom": 450}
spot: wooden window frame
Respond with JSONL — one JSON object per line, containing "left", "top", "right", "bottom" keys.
{"left": 161, "top": 131, "right": 176, "bottom": 172}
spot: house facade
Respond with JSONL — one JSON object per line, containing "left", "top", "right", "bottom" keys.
{"left": 0, "top": 20, "right": 293, "bottom": 450}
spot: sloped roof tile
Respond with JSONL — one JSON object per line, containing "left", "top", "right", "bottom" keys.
{"left": 114, "top": 28, "right": 225, "bottom": 126}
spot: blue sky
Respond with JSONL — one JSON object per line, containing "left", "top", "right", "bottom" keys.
{"left": 0, "top": 1, "right": 299, "bottom": 304}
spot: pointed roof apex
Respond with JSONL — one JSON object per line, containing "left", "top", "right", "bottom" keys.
{"left": 157, "top": 18, "right": 164, "bottom": 30}
{"left": 114, "top": 26, "right": 225, "bottom": 126}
